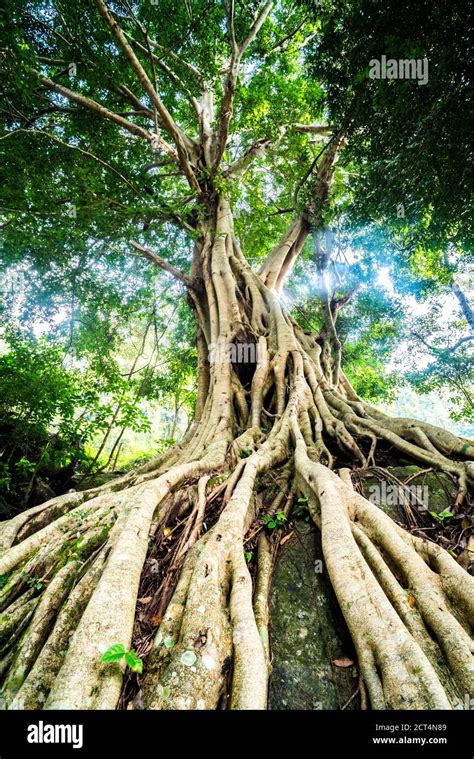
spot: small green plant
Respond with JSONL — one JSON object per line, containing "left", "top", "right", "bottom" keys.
{"left": 430, "top": 509, "right": 453, "bottom": 525}
{"left": 14, "top": 457, "right": 36, "bottom": 478}
{"left": 20, "top": 572, "right": 44, "bottom": 590}
{"left": 292, "top": 496, "right": 310, "bottom": 521}
{"left": 29, "top": 578, "right": 44, "bottom": 590}
{"left": 245, "top": 550, "right": 253, "bottom": 562}
{"left": 261, "top": 510, "right": 287, "bottom": 530}
{"left": 100, "top": 643, "right": 143, "bottom": 673}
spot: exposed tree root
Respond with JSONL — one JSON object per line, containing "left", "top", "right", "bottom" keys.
{"left": 1, "top": 188, "right": 473, "bottom": 713}
{"left": 292, "top": 421, "right": 473, "bottom": 709}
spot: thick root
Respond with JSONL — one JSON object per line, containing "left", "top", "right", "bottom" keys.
{"left": 292, "top": 417, "right": 473, "bottom": 709}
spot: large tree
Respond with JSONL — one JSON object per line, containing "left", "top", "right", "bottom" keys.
{"left": 0, "top": 0, "right": 473, "bottom": 711}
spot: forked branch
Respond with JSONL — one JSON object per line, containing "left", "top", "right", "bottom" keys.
{"left": 213, "top": 1, "right": 274, "bottom": 169}
{"left": 93, "top": 0, "right": 200, "bottom": 191}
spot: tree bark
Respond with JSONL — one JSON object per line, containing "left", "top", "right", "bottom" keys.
{"left": 1, "top": 196, "right": 473, "bottom": 711}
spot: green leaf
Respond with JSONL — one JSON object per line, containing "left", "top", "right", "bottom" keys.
{"left": 164, "top": 636, "right": 175, "bottom": 649}
{"left": 101, "top": 643, "right": 126, "bottom": 663}
{"left": 124, "top": 651, "right": 143, "bottom": 674}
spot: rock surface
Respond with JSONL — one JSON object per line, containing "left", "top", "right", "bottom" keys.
{"left": 357, "top": 466, "right": 457, "bottom": 519}
{"left": 268, "top": 520, "right": 359, "bottom": 710}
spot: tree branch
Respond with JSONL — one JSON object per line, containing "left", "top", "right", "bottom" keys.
{"left": 271, "top": 16, "right": 308, "bottom": 51}
{"left": 240, "top": 1, "right": 274, "bottom": 54}
{"left": 130, "top": 241, "right": 196, "bottom": 290}
{"left": 36, "top": 72, "right": 156, "bottom": 144}
{"left": 258, "top": 135, "right": 345, "bottom": 290}
{"left": 147, "top": 41, "right": 204, "bottom": 85}
{"left": 451, "top": 279, "right": 474, "bottom": 331}
{"left": 126, "top": 34, "right": 200, "bottom": 117}
{"left": 223, "top": 136, "right": 274, "bottom": 178}
{"left": 213, "top": 1, "right": 274, "bottom": 169}
{"left": 259, "top": 215, "right": 310, "bottom": 291}
{"left": 93, "top": 0, "right": 200, "bottom": 191}
{"left": 293, "top": 123, "right": 335, "bottom": 137}
{"left": 116, "top": 83, "right": 155, "bottom": 120}
{"left": 412, "top": 332, "right": 474, "bottom": 355}
{"left": 294, "top": 133, "right": 344, "bottom": 212}
{"left": 330, "top": 284, "right": 360, "bottom": 323}
{"left": 224, "top": 0, "right": 238, "bottom": 52}
{"left": 213, "top": 54, "right": 239, "bottom": 169}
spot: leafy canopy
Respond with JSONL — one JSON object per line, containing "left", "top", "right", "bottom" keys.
{"left": 0, "top": 0, "right": 472, "bottom": 476}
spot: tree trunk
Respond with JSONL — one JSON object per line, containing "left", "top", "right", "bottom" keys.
{"left": 1, "top": 197, "right": 473, "bottom": 711}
